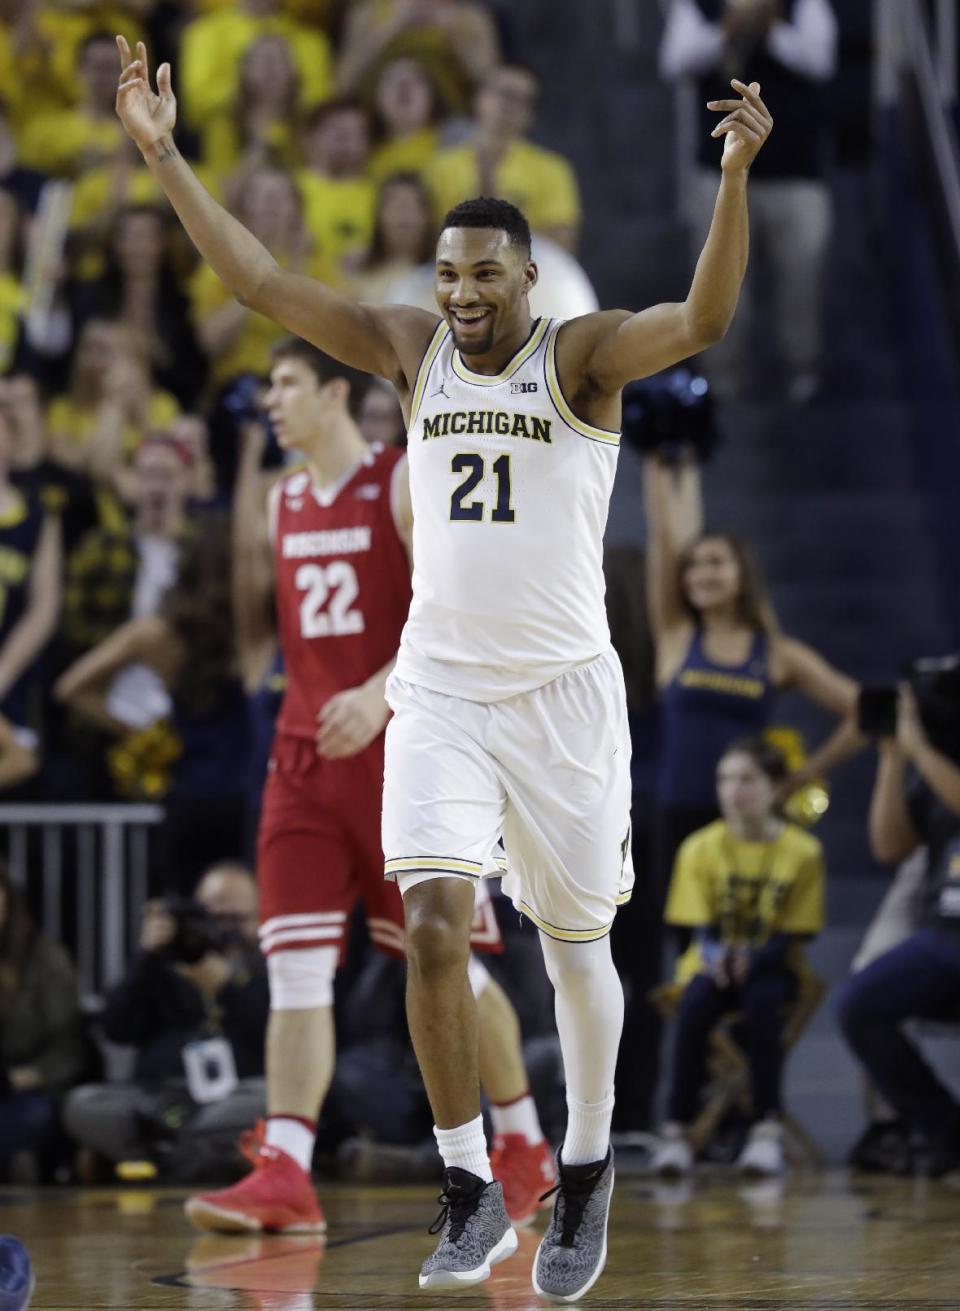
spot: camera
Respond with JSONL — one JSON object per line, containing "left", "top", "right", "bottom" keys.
{"left": 163, "top": 899, "right": 220, "bottom": 965}
{"left": 858, "top": 654, "right": 960, "bottom": 760}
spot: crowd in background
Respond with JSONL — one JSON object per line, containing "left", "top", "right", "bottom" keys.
{"left": 1, "top": 0, "right": 960, "bottom": 1195}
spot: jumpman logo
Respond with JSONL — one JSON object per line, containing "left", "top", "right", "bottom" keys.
{"left": 431, "top": 380, "right": 450, "bottom": 399}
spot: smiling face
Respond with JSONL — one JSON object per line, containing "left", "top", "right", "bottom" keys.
{"left": 717, "top": 750, "right": 776, "bottom": 827}
{"left": 682, "top": 535, "right": 744, "bottom": 615}
{"left": 435, "top": 227, "right": 536, "bottom": 357}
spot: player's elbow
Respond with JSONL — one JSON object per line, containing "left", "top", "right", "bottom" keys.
{"left": 236, "top": 258, "right": 281, "bottom": 312}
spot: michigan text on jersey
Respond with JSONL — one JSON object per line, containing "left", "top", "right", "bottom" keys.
{"left": 421, "top": 410, "right": 553, "bottom": 442}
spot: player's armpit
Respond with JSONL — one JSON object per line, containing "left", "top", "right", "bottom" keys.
{"left": 245, "top": 270, "right": 438, "bottom": 393}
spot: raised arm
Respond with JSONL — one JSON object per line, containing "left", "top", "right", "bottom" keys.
{"left": 643, "top": 452, "right": 702, "bottom": 644}
{"left": 114, "top": 37, "right": 436, "bottom": 389}
{"left": 564, "top": 81, "right": 772, "bottom": 401}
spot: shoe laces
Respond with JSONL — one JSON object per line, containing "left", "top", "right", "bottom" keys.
{"left": 428, "top": 1178, "right": 482, "bottom": 1242}
{"left": 540, "top": 1160, "right": 605, "bottom": 1247}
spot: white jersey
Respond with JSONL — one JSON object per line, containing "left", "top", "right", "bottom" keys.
{"left": 394, "top": 316, "right": 620, "bottom": 702}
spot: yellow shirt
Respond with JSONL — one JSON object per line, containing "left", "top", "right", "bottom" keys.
{"left": 189, "top": 250, "right": 336, "bottom": 385}
{"left": 427, "top": 139, "right": 581, "bottom": 234}
{"left": 180, "top": 12, "right": 333, "bottom": 129}
{"left": 47, "top": 391, "right": 181, "bottom": 460}
{"left": 368, "top": 128, "right": 439, "bottom": 186}
{"left": 0, "top": 274, "right": 25, "bottom": 375}
{"left": 296, "top": 172, "right": 376, "bottom": 270}
{"left": 19, "top": 110, "right": 123, "bottom": 178}
{"left": 202, "top": 114, "right": 301, "bottom": 179}
{"left": 665, "top": 820, "right": 825, "bottom": 984}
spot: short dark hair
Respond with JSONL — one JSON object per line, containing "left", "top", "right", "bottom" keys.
{"left": 270, "top": 338, "right": 370, "bottom": 418}
{"left": 440, "top": 196, "right": 531, "bottom": 257}
{"left": 302, "top": 96, "right": 369, "bottom": 136}
{"left": 720, "top": 736, "right": 790, "bottom": 786}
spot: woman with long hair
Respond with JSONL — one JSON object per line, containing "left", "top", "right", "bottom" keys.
{"left": 55, "top": 512, "right": 252, "bottom": 891}
{"left": 651, "top": 737, "right": 825, "bottom": 1177}
{"left": 0, "top": 862, "right": 88, "bottom": 1180}
{"left": 347, "top": 171, "right": 435, "bottom": 305}
{"left": 368, "top": 56, "right": 446, "bottom": 186}
{"left": 644, "top": 451, "right": 861, "bottom": 879}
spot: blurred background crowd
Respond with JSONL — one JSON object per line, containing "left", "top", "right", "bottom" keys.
{"left": 2, "top": 0, "right": 960, "bottom": 1197}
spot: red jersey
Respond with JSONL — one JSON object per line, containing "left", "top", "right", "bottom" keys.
{"left": 273, "top": 444, "right": 411, "bottom": 741}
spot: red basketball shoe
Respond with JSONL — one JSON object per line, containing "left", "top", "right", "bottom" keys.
{"left": 185, "top": 1122, "right": 327, "bottom": 1235}
{"left": 490, "top": 1134, "right": 558, "bottom": 1228}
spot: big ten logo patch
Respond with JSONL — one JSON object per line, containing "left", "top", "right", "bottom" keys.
{"left": 510, "top": 381, "right": 538, "bottom": 394}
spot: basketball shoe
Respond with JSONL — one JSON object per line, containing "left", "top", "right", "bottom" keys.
{"left": 489, "top": 1134, "right": 558, "bottom": 1228}
{"left": 0, "top": 1235, "right": 33, "bottom": 1311}
{"left": 419, "top": 1168, "right": 518, "bottom": 1289}
{"left": 533, "top": 1148, "right": 614, "bottom": 1303}
{"left": 185, "top": 1122, "right": 326, "bottom": 1235}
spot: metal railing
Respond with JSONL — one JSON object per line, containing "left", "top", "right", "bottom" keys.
{"left": 0, "top": 804, "right": 163, "bottom": 999}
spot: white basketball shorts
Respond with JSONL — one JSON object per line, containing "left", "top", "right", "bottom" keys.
{"left": 383, "top": 647, "right": 634, "bottom": 942}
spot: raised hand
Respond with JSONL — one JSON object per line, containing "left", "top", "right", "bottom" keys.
{"left": 115, "top": 35, "right": 177, "bottom": 153}
{"left": 707, "top": 80, "right": 773, "bottom": 174}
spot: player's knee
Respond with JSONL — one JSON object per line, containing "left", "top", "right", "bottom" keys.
{"left": 267, "top": 945, "right": 338, "bottom": 1009}
{"left": 540, "top": 934, "right": 615, "bottom": 996}
{"left": 404, "top": 887, "right": 472, "bottom": 979}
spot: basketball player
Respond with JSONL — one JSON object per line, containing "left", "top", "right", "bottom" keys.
{"left": 116, "top": 36, "right": 771, "bottom": 1299}
{"left": 185, "top": 338, "right": 556, "bottom": 1237}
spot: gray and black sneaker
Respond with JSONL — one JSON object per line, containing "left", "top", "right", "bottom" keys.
{"left": 419, "top": 1167, "right": 518, "bottom": 1290}
{"left": 533, "top": 1148, "right": 614, "bottom": 1303}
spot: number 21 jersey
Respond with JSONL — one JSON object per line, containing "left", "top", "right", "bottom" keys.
{"left": 274, "top": 443, "right": 411, "bottom": 742}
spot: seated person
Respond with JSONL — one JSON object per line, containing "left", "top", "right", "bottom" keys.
{"left": 64, "top": 863, "right": 269, "bottom": 1182}
{"left": 0, "top": 862, "right": 89, "bottom": 1182}
{"left": 205, "top": 34, "right": 303, "bottom": 186}
{"left": 368, "top": 57, "right": 446, "bottom": 187}
{"left": 652, "top": 737, "right": 825, "bottom": 1177}
{"left": 179, "top": 0, "right": 332, "bottom": 132}
{"left": 426, "top": 64, "right": 582, "bottom": 252}
{"left": 297, "top": 98, "right": 376, "bottom": 278}
{"left": 836, "top": 677, "right": 960, "bottom": 1176}
{"left": 18, "top": 32, "right": 125, "bottom": 179}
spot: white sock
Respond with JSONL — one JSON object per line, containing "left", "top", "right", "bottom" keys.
{"left": 265, "top": 1117, "right": 316, "bottom": 1173}
{"left": 490, "top": 1093, "right": 544, "bottom": 1146}
{"left": 434, "top": 1115, "right": 492, "bottom": 1182}
{"left": 562, "top": 1093, "right": 615, "bottom": 1166}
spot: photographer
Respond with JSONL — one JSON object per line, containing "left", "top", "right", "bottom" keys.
{"left": 64, "top": 863, "right": 269, "bottom": 1182}
{"left": 836, "top": 669, "right": 960, "bottom": 1176}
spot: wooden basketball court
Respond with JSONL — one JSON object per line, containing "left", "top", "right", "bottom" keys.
{"left": 5, "top": 1171, "right": 958, "bottom": 1308}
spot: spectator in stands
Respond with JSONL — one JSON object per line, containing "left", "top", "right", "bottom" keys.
{"left": 427, "top": 64, "right": 582, "bottom": 252}
{"left": 56, "top": 513, "right": 251, "bottom": 887}
{"left": 659, "top": 0, "right": 838, "bottom": 403}
{"left": 189, "top": 166, "right": 334, "bottom": 389}
{"left": 19, "top": 31, "right": 125, "bottom": 179}
{"left": 64, "top": 862, "right": 269, "bottom": 1183}
{"left": 643, "top": 449, "right": 860, "bottom": 885}
{"left": 347, "top": 172, "right": 435, "bottom": 304}
{"left": 1, "top": 371, "right": 98, "bottom": 561}
{"left": 47, "top": 318, "right": 180, "bottom": 484}
{"left": 369, "top": 56, "right": 446, "bottom": 187}
{"left": 0, "top": 405, "right": 62, "bottom": 761}
{"left": 0, "top": 861, "right": 88, "bottom": 1182}
{"left": 337, "top": 0, "right": 500, "bottom": 115}
{"left": 651, "top": 737, "right": 825, "bottom": 1177}
{"left": 358, "top": 379, "right": 406, "bottom": 448}
{"left": 179, "top": 0, "right": 332, "bottom": 135}
{"left": 0, "top": 187, "right": 25, "bottom": 375}
{"left": 297, "top": 98, "right": 376, "bottom": 280}
{"left": 0, "top": 97, "right": 48, "bottom": 216}
{"left": 71, "top": 205, "right": 205, "bottom": 410}
{"left": 202, "top": 34, "right": 302, "bottom": 184}
{"left": 168, "top": 414, "right": 218, "bottom": 507}
{"left": 836, "top": 680, "right": 960, "bottom": 1177}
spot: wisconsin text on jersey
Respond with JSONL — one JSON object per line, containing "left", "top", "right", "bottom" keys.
{"left": 282, "top": 526, "right": 372, "bottom": 558}
{"left": 422, "top": 409, "right": 553, "bottom": 442}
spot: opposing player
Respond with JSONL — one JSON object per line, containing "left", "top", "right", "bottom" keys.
{"left": 116, "top": 36, "right": 771, "bottom": 1299}
{"left": 184, "top": 338, "right": 556, "bottom": 1237}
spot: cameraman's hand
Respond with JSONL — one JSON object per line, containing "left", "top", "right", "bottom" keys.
{"left": 140, "top": 900, "right": 175, "bottom": 953}
{"left": 177, "top": 950, "right": 232, "bottom": 998}
{"left": 896, "top": 684, "right": 927, "bottom": 761}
